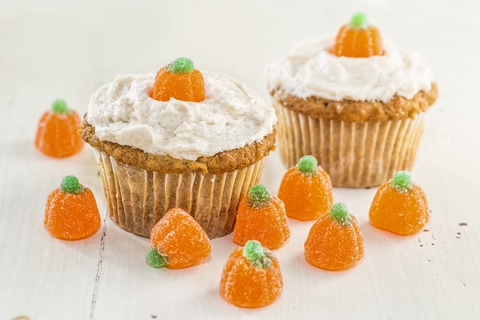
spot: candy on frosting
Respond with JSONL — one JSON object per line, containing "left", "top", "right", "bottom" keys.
{"left": 265, "top": 35, "right": 435, "bottom": 102}
{"left": 150, "top": 57, "right": 206, "bottom": 102}
{"left": 331, "top": 12, "right": 384, "bottom": 58}
{"left": 86, "top": 72, "right": 276, "bottom": 161}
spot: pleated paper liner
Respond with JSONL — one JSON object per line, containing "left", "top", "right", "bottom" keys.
{"left": 274, "top": 101, "right": 424, "bottom": 188}
{"left": 93, "top": 150, "right": 265, "bottom": 239}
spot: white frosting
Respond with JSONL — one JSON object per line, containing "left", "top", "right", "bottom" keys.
{"left": 265, "top": 35, "right": 435, "bottom": 102}
{"left": 86, "top": 72, "right": 276, "bottom": 160}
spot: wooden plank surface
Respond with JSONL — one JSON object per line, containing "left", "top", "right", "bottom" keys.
{"left": 1, "top": 1, "right": 479, "bottom": 319}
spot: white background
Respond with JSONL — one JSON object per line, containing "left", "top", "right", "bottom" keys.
{"left": 1, "top": 0, "right": 479, "bottom": 319}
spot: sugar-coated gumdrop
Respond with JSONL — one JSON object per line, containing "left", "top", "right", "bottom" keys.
{"left": 278, "top": 155, "right": 333, "bottom": 221}
{"left": 304, "top": 202, "right": 364, "bottom": 271}
{"left": 168, "top": 57, "right": 195, "bottom": 73}
{"left": 391, "top": 170, "right": 413, "bottom": 191}
{"left": 149, "top": 57, "right": 206, "bottom": 102}
{"left": 329, "top": 202, "right": 351, "bottom": 225}
{"left": 60, "top": 175, "right": 82, "bottom": 194}
{"left": 350, "top": 12, "right": 367, "bottom": 28}
{"left": 369, "top": 171, "right": 429, "bottom": 236}
{"left": 35, "top": 99, "right": 84, "bottom": 158}
{"left": 233, "top": 184, "right": 290, "bottom": 250}
{"left": 331, "top": 13, "right": 384, "bottom": 58}
{"left": 219, "top": 240, "right": 283, "bottom": 308}
{"left": 243, "top": 239, "right": 272, "bottom": 269}
{"left": 51, "top": 99, "right": 69, "bottom": 114}
{"left": 44, "top": 175, "right": 101, "bottom": 240}
{"left": 145, "top": 248, "right": 166, "bottom": 268}
{"left": 146, "top": 208, "right": 211, "bottom": 269}
{"left": 297, "top": 154, "right": 317, "bottom": 173}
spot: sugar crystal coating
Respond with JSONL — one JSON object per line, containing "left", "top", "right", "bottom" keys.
{"left": 329, "top": 202, "right": 351, "bottom": 226}
{"left": 350, "top": 12, "right": 367, "bottom": 28}
{"left": 150, "top": 57, "right": 206, "bottom": 102}
{"left": 167, "top": 57, "right": 195, "bottom": 74}
{"left": 369, "top": 171, "right": 429, "bottom": 235}
{"left": 219, "top": 242, "right": 283, "bottom": 308}
{"left": 297, "top": 155, "right": 317, "bottom": 175}
{"left": 331, "top": 13, "right": 384, "bottom": 58}
{"left": 44, "top": 175, "right": 101, "bottom": 240}
{"left": 145, "top": 248, "right": 166, "bottom": 268}
{"left": 233, "top": 185, "right": 290, "bottom": 250}
{"left": 51, "top": 99, "right": 69, "bottom": 114}
{"left": 35, "top": 99, "right": 84, "bottom": 157}
{"left": 304, "top": 202, "right": 364, "bottom": 270}
{"left": 278, "top": 155, "right": 333, "bottom": 221}
{"left": 391, "top": 170, "right": 413, "bottom": 192}
{"left": 244, "top": 240, "right": 272, "bottom": 269}
{"left": 148, "top": 208, "right": 211, "bottom": 269}
{"left": 247, "top": 184, "right": 271, "bottom": 208}
{"left": 60, "top": 175, "right": 83, "bottom": 194}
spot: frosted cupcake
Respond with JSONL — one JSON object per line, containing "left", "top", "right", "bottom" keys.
{"left": 265, "top": 13, "right": 437, "bottom": 187}
{"left": 81, "top": 57, "right": 276, "bottom": 238}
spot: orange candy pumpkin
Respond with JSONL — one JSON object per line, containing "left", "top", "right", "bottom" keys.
{"left": 150, "top": 57, "right": 206, "bottom": 102}
{"left": 304, "top": 202, "right": 364, "bottom": 271}
{"left": 219, "top": 240, "right": 283, "bottom": 308}
{"left": 44, "top": 175, "right": 101, "bottom": 240}
{"left": 278, "top": 155, "right": 333, "bottom": 221}
{"left": 233, "top": 184, "right": 290, "bottom": 250}
{"left": 331, "top": 13, "right": 384, "bottom": 58}
{"left": 369, "top": 171, "right": 429, "bottom": 236}
{"left": 145, "top": 208, "right": 211, "bottom": 269}
{"left": 35, "top": 99, "right": 84, "bottom": 157}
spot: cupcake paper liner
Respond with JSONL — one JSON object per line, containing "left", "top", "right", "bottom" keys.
{"left": 274, "top": 101, "right": 425, "bottom": 187}
{"left": 93, "top": 150, "right": 265, "bottom": 239}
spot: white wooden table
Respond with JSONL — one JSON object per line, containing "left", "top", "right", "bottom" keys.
{"left": 1, "top": 1, "right": 479, "bottom": 319}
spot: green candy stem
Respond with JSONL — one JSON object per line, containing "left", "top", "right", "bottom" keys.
{"left": 391, "top": 171, "right": 413, "bottom": 193}
{"left": 145, "top": 248, "right": 166, "bottom": 268}
{"left": 329, "top": 202, "right": 352, "bottom": 226}
{"left": 167, "top": 57, "right": 195, "bottom": 74}
{"left": 243, "top": 240, "right": 272, "bottom": 269}
{"left": 51, "top": 99, "right": 69, "bottom": 114}
{"left": 247, "top": 184, "right": 271, "bottom": 209}
{"left": 297, "top": 155, "right": 318, "bottom": 175}
{"left": 350, "top": 12, "right": 367, "bottom": 28}
{"left": 60, "top": 175, "right": 83, "bottom": 194}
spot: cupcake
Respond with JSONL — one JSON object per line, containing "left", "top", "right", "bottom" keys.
{"left": 81, "top": 57, "right": 276, "bottom": 239}
{"left": 265, "top": 13, "right": 438, "bottom": 188}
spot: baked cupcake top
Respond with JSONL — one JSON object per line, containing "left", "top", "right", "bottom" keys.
{"left": 265, "top": 14, "right": 438, "bottom": 122}
{"left": 266, "top": 36, "right": 434, "bottom": 102}
{"left": 86, "top": 71, "right": 276, "bottom": 161}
